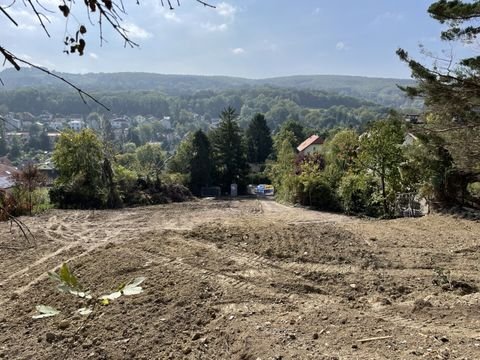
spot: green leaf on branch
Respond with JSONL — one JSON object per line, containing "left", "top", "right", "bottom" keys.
{"left": 48, "top": 263, "right": 91, "bottom": 298}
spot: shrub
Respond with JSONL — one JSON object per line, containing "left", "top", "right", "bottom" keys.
{"left": 49, "top": 175, "right": 108, "bottom": 209}
{"left": 338, "top": 173, "right": 380, "bottom": 216}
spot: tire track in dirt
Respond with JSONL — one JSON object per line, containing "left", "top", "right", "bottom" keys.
{"left": 134, "top": 232, "right": 343, "bottom": 305}
{"left": 156, "top": 233, "right": 480, "bottom": 341}
{"left": 164, "top": 229, "right": 480, "bottom": 342}
{"left": 372, "top": 307, "right": 480, "bottom": 340}
{"left": 0, "top": 211, "right": 145, "bottom": 305}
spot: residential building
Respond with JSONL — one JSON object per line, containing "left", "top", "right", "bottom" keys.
{"left": 0, "top": 163, "right": 19, "bottom": 190}
{"left": 297, "top": 135, "right": 324, "bottom": 155}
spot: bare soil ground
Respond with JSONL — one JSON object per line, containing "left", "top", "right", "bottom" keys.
{"left": 0, "top": 198, "right": 479, "bottom": 360}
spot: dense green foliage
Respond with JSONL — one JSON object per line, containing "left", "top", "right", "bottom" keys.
{"left": 267, "top": 116, "right": 422, "bottom": 216}
{"left": 189, "top": 130, "right": 213, "bottom": 196}
{"left": 397, "top": 0, "right": 480, "bottom": 206}
{"left": 0, "top": 69, "right": 418, "bottom": 108}
{"left": 246, "top": 114, "right": 273, "bottom": 164}
{"left": 210, "top": 107, "right": 248, "bottom": 192}
{"left": 50, "top": 130, "right": 112, "bottom": 208}
{"left": 358, "top": 119, "right": 405, "bottom": 214}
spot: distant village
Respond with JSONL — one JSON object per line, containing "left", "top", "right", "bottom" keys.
{"left": 3, "top": 111, "right": 178, "bottom": 149}
{"left": 0, "top": 110, "right": 220, "bottom": 191}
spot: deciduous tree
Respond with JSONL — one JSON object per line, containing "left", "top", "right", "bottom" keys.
{"left": 358, "top": 119, "right": 404, "bottom": 215}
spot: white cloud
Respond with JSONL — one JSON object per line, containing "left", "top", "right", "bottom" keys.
{"left": 7, "top": 8, "right": 38, "bottom": 31}
{"left": 201, "top": 22, "right": 228, "bottom": 32}
{"left": 336, "top": 41, "right": 347, "bottom": 51}
{"left": 164, "top": 11, "right": 182, "bottom": 23}
{"left": 217, "top": 2, "right": 236, "bottom": 19}
{"left": 232, "top": 47, "right": 245, "bottom": 55}
{"left": 313, "top": 8, "right": 321, "bottom": 15}
{"left": 89, "top": 53, "right": 99, "bottom": 59}
{"left": 123, "top": 22, "right": 153, "bottom": 40}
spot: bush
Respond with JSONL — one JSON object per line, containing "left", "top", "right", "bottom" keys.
{"left": 120, "top": 177, "right": 192, "bottom": 207}
{"left": 301, "top": 179, "right": 340, "bottom": 211}
{"left": 49, "top": 175, "right": 108, "bottom": 209}
{"left": 338, "top": 173, "right": 380, "bottom": 216}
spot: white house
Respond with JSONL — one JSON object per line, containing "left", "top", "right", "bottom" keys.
{"left": 297, "top": 135, "right": 324, "bottom": 155}
{"left": 68, "top": 120, "right": 84, "bottom": 131}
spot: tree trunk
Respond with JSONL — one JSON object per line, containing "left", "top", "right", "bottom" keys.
{"left": 381, "top": 173, "right": 387, "bottom": 216}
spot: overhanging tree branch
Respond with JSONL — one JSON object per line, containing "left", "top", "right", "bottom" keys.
{"left": 0, "top": 46, "right": 110, "bottom": 110}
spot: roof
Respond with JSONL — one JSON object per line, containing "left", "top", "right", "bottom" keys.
{"left": 0, "top": 164, "right": 19, "bottom": 189}
{"left": 297, "top": 135, "right": 324, "bottom": 152}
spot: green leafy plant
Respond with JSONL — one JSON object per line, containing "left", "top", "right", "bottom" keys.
{"left": 48, "top": 263, "right": 92, "bottom": 299}
{"left": 33, "top": 263, "right": 146, "bottom": 319}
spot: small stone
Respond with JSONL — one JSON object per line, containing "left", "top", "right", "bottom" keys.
{"left": 288, "top": 334, "right": 296, "bottom": 340}
{"left": 228, "top": 315, "right": 235, "bottom": 321}
{"left": 352, "top": 344, "right": 358, "bottom": 349}
{"left": 58, "top": 320, "right": 70, "bottom": 330}
{"left": 349, "top": 284, "right": 357, "bottom": 289}
{"left": 45, "top": 332, "right": 56, "bottom": 343}
{"left": 313, "top": 333, "right": 319, "bottom": 340}
{"left": 191, "top": 333, "right": 202, "bottom": 341}
{"left": 183, "top": 347, "right": 192, "bottom": 355}
{"left": 440, "top": 336, "right": 449, "bottom": 343}
{"left": 9, "top": 293, "right": 18, "bottom": 300}
{"left": 82, "top": 339, "right": 93, "bottom": 349}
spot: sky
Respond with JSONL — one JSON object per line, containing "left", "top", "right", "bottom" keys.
{"left": 0, "top": 0, "right": 470, "bottom": 79}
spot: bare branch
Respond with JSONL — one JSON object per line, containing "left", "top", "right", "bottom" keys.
{"left": 0, "top": 6, "right": 19, "bottom": 26}
{"left": 26, "top": 0, "right": 51, "bottom": 37}
{"left": 195, "top": 0, "right": 215, "bottom": 8}
{"left": 0, "top": 46, "right": 110, "bottom": 111}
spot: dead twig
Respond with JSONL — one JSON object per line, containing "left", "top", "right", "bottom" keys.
{"left": 357, "top": 335, "right": 393, "bottom": 343}
{"left": 0, "top": 205, "right": 37, "bottom": 249}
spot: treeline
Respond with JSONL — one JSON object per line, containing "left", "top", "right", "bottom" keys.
{"left": 7, "top": 106, "right": 479, "bottom": 217}
{"left": 268, "top": 114, "right": 480, "bottom": 217}
{"left": 46, "top": 107, "right": 270, "bottom": 209}
{"left": 0, "top": 86, "right": 389, "bottom": 134}
{"left": 0, "top": 68, "right": 419, "bottom": 108}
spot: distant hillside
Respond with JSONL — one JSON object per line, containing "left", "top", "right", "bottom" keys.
{"left": 0, "top": 68, "right": 418, "bottom": 108}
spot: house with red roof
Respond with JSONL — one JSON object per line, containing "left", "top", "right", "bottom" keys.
{"left": 296, "top": 135, "right": 324, "bottom": 155}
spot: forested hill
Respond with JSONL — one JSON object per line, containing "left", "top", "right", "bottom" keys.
{"left": 0, "top": 68, "right": 417, "bottom": 108}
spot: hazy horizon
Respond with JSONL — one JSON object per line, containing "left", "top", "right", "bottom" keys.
{"left": 2, "top": 0, "right": 468, "bottom": 79}
{"left": 1, "top": 67, "right": 414, "bottom": 82}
